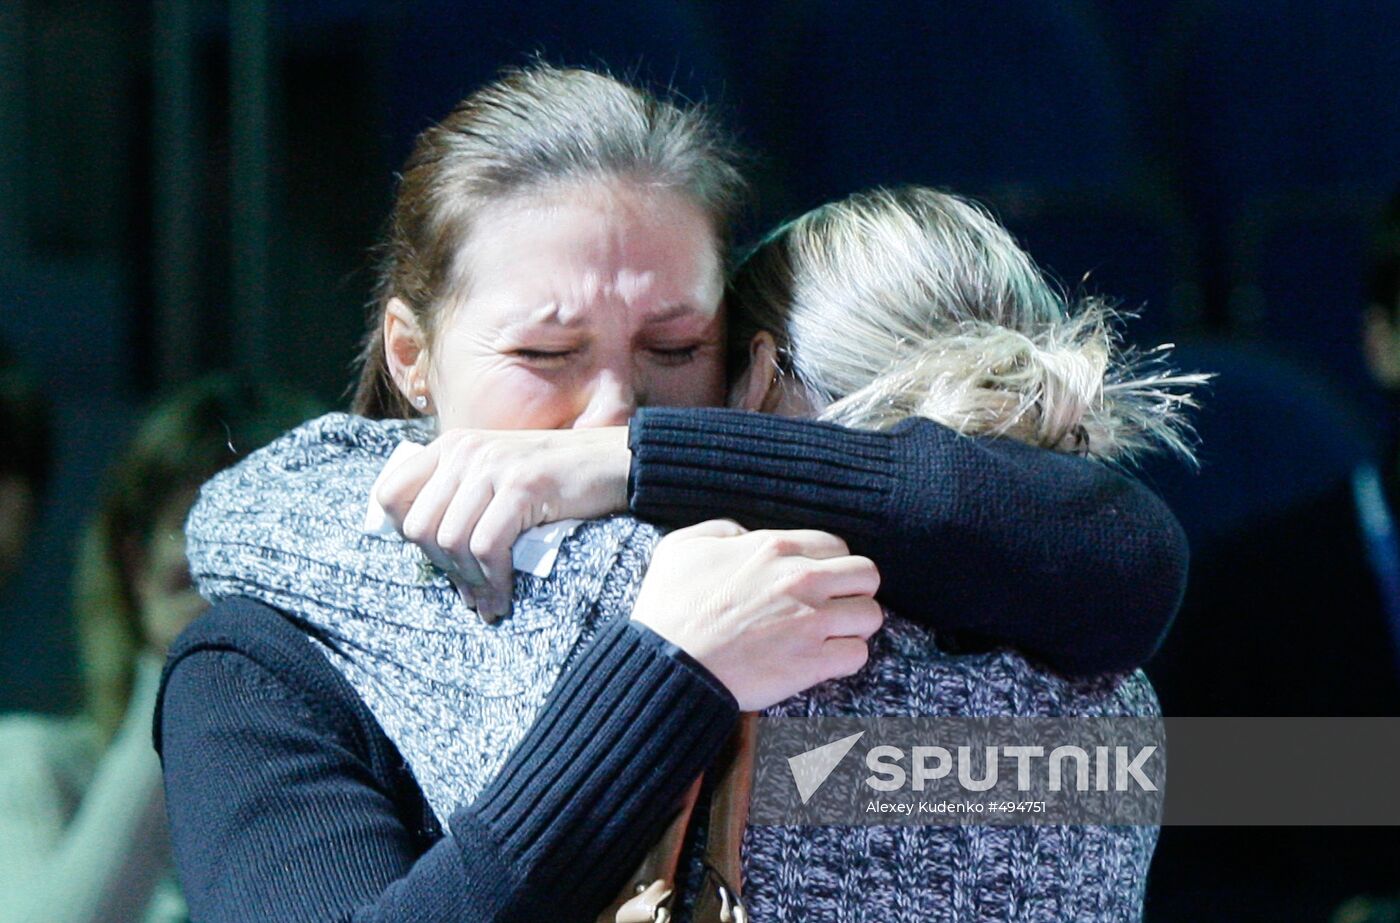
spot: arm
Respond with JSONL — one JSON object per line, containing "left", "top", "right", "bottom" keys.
{"left": 185, "top": 414, "right": 878, "bottom": 712}
{"left": 156, "top": 599, "right": 738, "bottom": 923}
{"left": 628, "top": 408, "right": 1190, "bottom": 674}
{"left": 0, "top": 657, "right": 171, "bottom": 923}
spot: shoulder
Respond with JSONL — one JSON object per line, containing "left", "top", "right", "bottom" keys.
{"left": 191, "top": 412, "right": 427, "bottom": 503}
{"left": 250, "top": 412, "right": 430, "bottom": 466}
{"left": 155, "top": 597, "right": 394, "bottom": 770}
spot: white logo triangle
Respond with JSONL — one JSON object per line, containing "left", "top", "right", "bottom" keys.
{"left": 788, "top": 731, "right": 865, "bottom": 804}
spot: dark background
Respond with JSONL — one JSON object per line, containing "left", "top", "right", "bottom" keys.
{"left": 0, "top": 0, "right": 1396, "bottom": 913}
{"left": 4, "top": 0, "right": 1397, "bottom": 760}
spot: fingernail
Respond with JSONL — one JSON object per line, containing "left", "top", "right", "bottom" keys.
{"left": 480, "top": 592, "right": 512, "bottom": 623}
{"left": 450, "top": 578, "right": 475, "bottom": 611}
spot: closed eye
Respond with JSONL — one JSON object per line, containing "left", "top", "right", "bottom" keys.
{"left": 648, "top": 345, "right": 700, "bottom": 365}
{"left": 512, "top": 348, "right": 578, "bottom": 364}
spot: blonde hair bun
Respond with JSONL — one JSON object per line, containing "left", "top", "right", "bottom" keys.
{"left": 729, "top": 186, "right": 1209, "bottom": 464}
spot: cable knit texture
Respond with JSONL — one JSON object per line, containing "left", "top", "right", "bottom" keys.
{"left": 185, "top": 412, "right": 668, "bottom": 830}
{"left": 724, "top": 616, "right": 1160, "bottom": 921}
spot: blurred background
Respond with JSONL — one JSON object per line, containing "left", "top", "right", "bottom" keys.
{"left": 0, "top": 1, "right": 1397, "bottom": 920}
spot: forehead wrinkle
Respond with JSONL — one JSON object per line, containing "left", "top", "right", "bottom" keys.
{"left": 443, "top": 181, "right": 722, "bottom": 340}
{"left": 494, "top": 303, "right": 580, "bottom": 339}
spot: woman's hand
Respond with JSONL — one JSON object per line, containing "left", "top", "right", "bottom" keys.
{"left": 631, "top": 519, "right": 884, "bottom": 711}
{"left": 375, "top": 426, "right": 632, "bottom": 620}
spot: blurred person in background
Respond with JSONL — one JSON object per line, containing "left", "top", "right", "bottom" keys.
{"left": 0, "top": 346, "right": 50, "bottom": 591}
{"left": 1147, "top": 188, "right": 1400, "bottom": 920}
{"left": 0, "top": 376, "right": 320, "bottom": 923}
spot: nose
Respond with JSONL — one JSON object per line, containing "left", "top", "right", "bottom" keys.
{"left": 572, "top": 369, "right": 639, "bottom": 428}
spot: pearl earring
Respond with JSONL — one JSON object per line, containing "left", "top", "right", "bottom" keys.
{"left": 413, "top": 393, "right": 429, "bottom": 411}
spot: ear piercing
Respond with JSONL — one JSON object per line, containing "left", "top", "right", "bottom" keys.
{"left": 413, "top": 393, "right": 429, "bottom": 411}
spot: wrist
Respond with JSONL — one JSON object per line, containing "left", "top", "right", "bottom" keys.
{"left": 622, "top": 618, "right": 738, "bottom": 713}
{"left": 572, "top": 425, "right": 630, "bottom": 515}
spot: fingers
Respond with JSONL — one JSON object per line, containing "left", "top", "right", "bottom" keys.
{"left": 374, "top": 440, "right": 444, "bottom": 526}
{"left": 467, "top": 491, "right": 527, "bottom": 621}
{"left": 393, "top": 439, "right": 494, "bottom": 596}
{"left": 666, "top": 518, "right": 748, "bottom": 541}
{"left": 750, "top": 528, "right": 851, "bottom": 560}
{"left": 398, "top": 450, "right": 460, "bottom": 550}
{"left": 416, "top": 538, "right": 478, "bottom": 612}
{"left": 816, "top": 635, "right": 872, "bottom": 681}
{"left": 435, "top": 477, "right": 494, "bottom": 576}
{"left": 778, "top": 553, "right": 881, "bottom": 604}
{"left": 818, "top": 595, "right": 885, "bottom": 640}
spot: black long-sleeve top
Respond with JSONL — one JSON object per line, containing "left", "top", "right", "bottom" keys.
{"left": 629, "top": 408, "right": 1188, "bottom": 674}
{"left": 156, "top": 409, "right": 1188, "bottom": 922}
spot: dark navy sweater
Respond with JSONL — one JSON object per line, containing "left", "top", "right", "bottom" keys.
{"left": 156, "top": 408, "right": 1188, "bottom": 922}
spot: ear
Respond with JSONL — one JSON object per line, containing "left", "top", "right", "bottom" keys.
{"left": 1364, "top": 304, "right": 1400, "bottom": 389}
{"left": 384, "top": 297, "right": 431, "bottom": 406}
{"left": 732, "top": 331, "right": 783, "bottom": 413}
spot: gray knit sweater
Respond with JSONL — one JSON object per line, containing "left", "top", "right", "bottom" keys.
{"left": 739, "top": 626, "right": 1159, "bottom": 922}
{"left": 186, "top": 413, "right": 659, "bottom": 832}
{"left": 185, "top": 412, "right": 1158, "bottom": 920}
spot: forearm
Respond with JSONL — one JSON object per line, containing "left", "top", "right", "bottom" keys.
{"left": 876, "top": 426, "right": 1188, "bottom": 673}
{"left": 159, "top": 599, "right": 738, "bottom": 923}
{"left": 451, "top": 614, "right": 740, "bottom": 920}
{"left": 628, "top": 407, "right": 1188, "bottom": 673}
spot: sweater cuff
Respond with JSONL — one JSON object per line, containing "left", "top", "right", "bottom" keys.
{"left": 451, "top": 612, "right": 739, "bottom": 915}
{"left": 628, "top": 407, "right": 894, "bottom": 538}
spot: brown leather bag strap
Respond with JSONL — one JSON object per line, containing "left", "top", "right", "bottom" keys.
{"left": 608, "top": 713, "right": 760, "bottom": 923}
{"left": 692, "top": 712, "right": 757, "bottom": 923}
{"left": 702, "top": 712, "right": 758, "bottom": 890}
{"left": 606, "top": 773, "right": 706, "bottom": 923}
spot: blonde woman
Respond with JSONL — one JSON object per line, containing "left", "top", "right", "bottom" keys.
{"left": 158, "top": 64, "right": 1195, "bottom": 923}
{"left": 721, "top": 185, "right": 1203, "bottom": 919}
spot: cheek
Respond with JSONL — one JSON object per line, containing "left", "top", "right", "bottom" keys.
{"left": 436, "top": 364, "right": 582, "bottom": 430}
{"left": 646, "top": 353, "right": 727, "bottom": 408}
